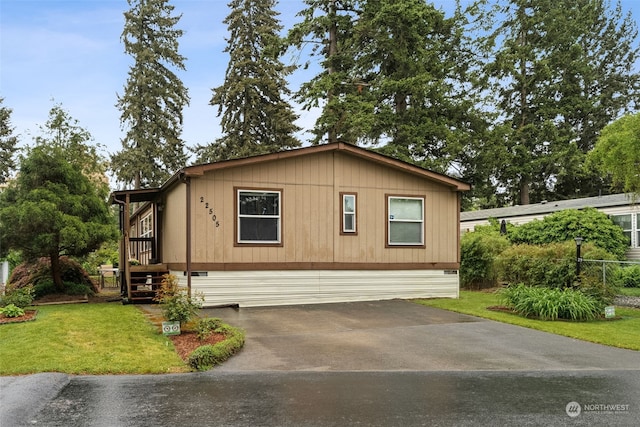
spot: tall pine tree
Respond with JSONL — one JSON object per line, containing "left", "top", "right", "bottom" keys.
{"left": 287, "top": 0, "right": 365, "bottom": 144}
{"left": 194, "top": 0, "right": 300, "bottom": 163}
{"left": 0, "top": 97, "right": 19, "bottom": 184}
{"left": 475, "top": 0, "right": 640, "bottom": 205}
{"left": 112, "top": 0, "right": 189, "bottom": 189}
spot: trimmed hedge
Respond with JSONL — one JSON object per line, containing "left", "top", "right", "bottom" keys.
{"left": 187, "top": 322, "right": 245, "bottom": 371}
{"left": 460, "top": 230, "right": 510, "bottom": 289}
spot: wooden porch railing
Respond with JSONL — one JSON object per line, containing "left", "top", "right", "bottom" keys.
{"left": 128, "top": 237, "right": 157, "bottom": 265}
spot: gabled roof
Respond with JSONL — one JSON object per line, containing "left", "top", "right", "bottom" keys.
{"left": 112, "top": 143, "right": 470, "bottom": 204}
{"left": 461, "top": 193, "right": 637, "bottom": 222}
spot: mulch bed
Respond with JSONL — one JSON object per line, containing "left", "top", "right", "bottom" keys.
{"left": 0, "top": 310, "right": 38, "bottom": 325}
{"left": 169, "top": 331, "right": 227, "bottom": 361}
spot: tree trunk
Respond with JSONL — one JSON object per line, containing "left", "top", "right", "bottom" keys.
{"left": 50, "top": 254, "right": 64, "bottom": 292}
{"left": 519, "top": 179, "right": 530, "bottom": 205}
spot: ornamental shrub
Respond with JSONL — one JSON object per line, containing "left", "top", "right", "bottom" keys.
{"left": 496, "top": 241, "right": 617, "bottom": 289}
{"left": 0, "top": 285, "right": 34, "bottom": 308}
{"left": 187, "top": 325, "right": 245, "bottom": 371}
{"left": 0, "top": 304, "right": 25, "bottom": 318}
{"left": 501, "top": 284, "right": 602, "bottom": 321}
{"left": 460, "top": 229, "right": 510, "bottom": 289}
{"left": 508, "top": 208, "right": 629, "bottom": 259}
{"left": 154, "top": 274, "right": 203, "bottom": 325}
{"left": 9, "top": 256, "right": 99, "bottom": 295}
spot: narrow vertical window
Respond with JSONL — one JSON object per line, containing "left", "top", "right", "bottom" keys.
{"left": 341, "top": 193, "right": 357, "bottom": 234}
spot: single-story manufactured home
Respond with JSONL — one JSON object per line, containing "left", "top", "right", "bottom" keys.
{"left": 111, "top": 142, "right": 471, "bottom": 307}
{"left": 460, "top": 193, "right": 640, "bottom": 260}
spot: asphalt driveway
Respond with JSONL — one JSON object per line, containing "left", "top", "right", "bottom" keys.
{"left": 201, "top": 299, "right": 640, "bottom": 372}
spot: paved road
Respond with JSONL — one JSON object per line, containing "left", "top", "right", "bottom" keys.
{"left": 2, "top": 300, "right": 639, "bottom": 426}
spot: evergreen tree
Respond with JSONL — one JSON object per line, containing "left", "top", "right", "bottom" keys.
{"left": 353, "top": 0, "right": 488, "bottom": 174}
{"left": 113, "top": 0, "right": 190, "bottom": 188}
{"left": 475, "top": 0, "right": 640, "bottom": 205}
{"left": 287, "top": 0, "right": 365, "bottom": 144}
{"left": 0, "top": 97, "right": 19, "bottom": 184}
{"left": 34, "top": 103, "right": 110, "bottom": 198}
{"left": 194, "top": 0, "right": 301, "bottom": 163}
{"left": 0, "top": 146, "right": 117, "bottom": 290}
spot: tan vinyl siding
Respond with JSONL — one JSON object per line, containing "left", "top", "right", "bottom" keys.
{"left": 162, "top": 184, "right": 187, "bottom": 263}
{"left": 186, "top": 151, "right": 460, "bottom": 267}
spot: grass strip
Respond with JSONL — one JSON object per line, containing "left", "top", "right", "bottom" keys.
{"left": 415, "top": 290, "right": 640, "bottom": 351}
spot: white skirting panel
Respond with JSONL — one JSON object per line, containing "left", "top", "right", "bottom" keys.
{"left": 173, "top": 269, "right": 459, "bottom": 308}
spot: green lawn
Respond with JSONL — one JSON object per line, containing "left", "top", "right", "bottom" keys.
{"left": 416, "top": 290, "right": 640, "bottom": 351}
{"left": 0, "top": 303, "right": 188, "bottom": 375}
{"left": 620, "top": 287, "right": 640, "bottom": 297}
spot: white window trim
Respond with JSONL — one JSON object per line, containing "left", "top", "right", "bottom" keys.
{"left": 342, "top": 193, "right": 357, "bottom": 234}
{"left": 387, "top": 196, "right": 425, "bottom": 246}
{"left": 237, "top": 189, "right": 281, "bottom": 244}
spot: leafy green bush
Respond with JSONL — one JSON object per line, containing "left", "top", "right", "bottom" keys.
{"left": 195, "top": 317, "right": 224, "bottom": 340}
{"left": 0, "top": 304, "right": 26, "bottom": 318}
{"left": 0, "top": 285, "right": 34, "bottom": 308}
{"left": 496, "top": 241, "right": 617, "bottom": 289}
{"left": 508, "top": 208, "right": 629, "bottom": 259}
{"left": 154, "top": 274, "right": 203, "bottom": 325}
{"left": 187, "top": 325, "right": 245, "bottom": 371}
{"left": 501, "top": 284, "right": 602, "bottom": 321}
{"left": 460, "top": 229, "right": 510, "bottom": 289}
{"left": 610, "top": 265, "right": 640, "bottom": 288}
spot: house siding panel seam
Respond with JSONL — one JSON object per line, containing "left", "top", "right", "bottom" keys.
{"left": 175, "top": 269, "right": 459, "bottom": 308}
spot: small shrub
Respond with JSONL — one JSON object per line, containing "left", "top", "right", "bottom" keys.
{"left": 154, "top": 274, "right": 203, "bottom": 325}
{"left": 0, "top": 304, "right": 25, "bottom": 318}
{"left": 501, "top": 284, "right": 601, "bottom": 321}
{"left": 195, "top": 317, "right": 224, "bottom": 340}
{"left": 0, "top": 285, "right": 34, "bottom": 308}
{"left": 63, "top": 281, "right": 94, "bottom": 296}
{"left": 187, "top": 325, "right": 245, "bottom": 371}
{"left": 610, "top": 265, "right": 640, "bottom": 288}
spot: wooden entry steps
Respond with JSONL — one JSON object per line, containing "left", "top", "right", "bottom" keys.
{"left": 128, "top": 265, "right": 169, "bottom": 303}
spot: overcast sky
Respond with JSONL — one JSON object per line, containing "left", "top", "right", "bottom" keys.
{"left": 1, "top": 0, "right": 638, "bottom": 168}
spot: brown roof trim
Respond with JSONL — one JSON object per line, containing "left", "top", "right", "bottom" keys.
{"left": 111, "top": 143, "right": 470, "bottom": 203}
{"left": 182, "top": 142, "right": 470, "bottom": 191}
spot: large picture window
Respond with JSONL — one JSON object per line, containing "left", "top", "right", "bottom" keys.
{"left": 237, "top": 189, "right": 281, "bottom": 244}
{"left": 387, "top": 196, "right": 424, "bottom": 246}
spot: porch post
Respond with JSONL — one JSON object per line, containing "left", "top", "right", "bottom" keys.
{"left": 125, "top": 193, "right": 132, "bottom": 300}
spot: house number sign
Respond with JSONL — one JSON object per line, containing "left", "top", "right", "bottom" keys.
{"left": 200, "top": 196, "right": 220, "bottom": 227}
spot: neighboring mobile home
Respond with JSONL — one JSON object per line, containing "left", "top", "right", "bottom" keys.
{"left": 112, "top": 142, "right": 470, "bottom": 307}
{"left": 460, "top": 193, "right": 640, "bottom": 260}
